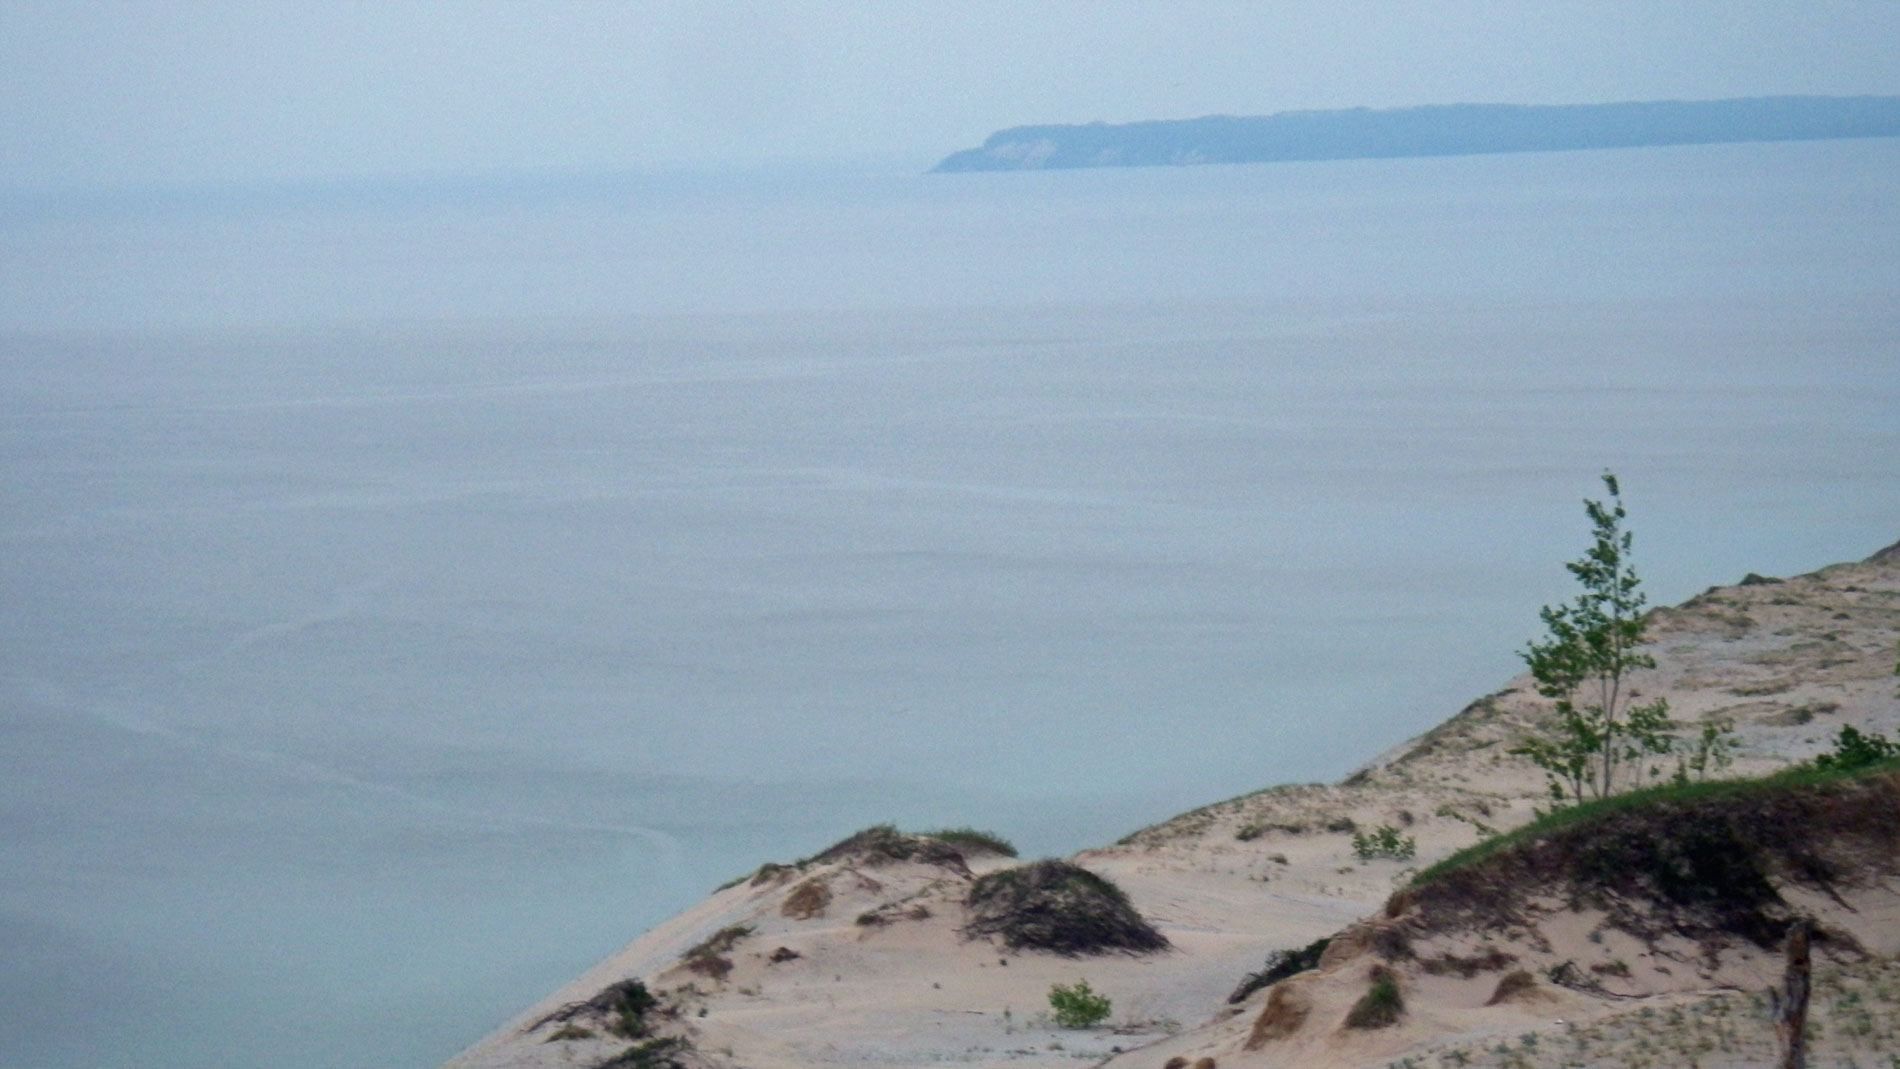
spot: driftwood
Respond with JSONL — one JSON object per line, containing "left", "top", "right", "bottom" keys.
{"left": 1768, "top": 918, "right": 1812, "bottom": 1069}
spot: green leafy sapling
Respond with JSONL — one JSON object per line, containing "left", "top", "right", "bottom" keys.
{"left": 1673, "top": 714, "right": 1738, "bottom": 786}
{"left": 1351, "top": 825, "right": 1417, "bottom": 861}
{"left": 1513, "top": 473, "right": 1674, "bottom": 805}
{"left": 1047, "top": 980, "right": 1113, "bottom": 1029}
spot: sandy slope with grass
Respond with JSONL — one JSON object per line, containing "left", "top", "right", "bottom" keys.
{"left": 445, "top": 541, "right": 1900, "bottom": 1069}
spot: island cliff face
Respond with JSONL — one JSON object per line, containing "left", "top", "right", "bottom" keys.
{"left": 931, "top": 96, "right": 1900, "bottom": 172}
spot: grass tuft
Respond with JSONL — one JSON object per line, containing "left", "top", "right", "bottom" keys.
{"left": 593, "top": 1036, "right": 691, "bottom": 1069}
{"left": 1344, "top": 966, "right": 1404, "bottom": 1029}
{"left": 1411, "top": 760, "right": 1900, "bottom": 889}
{"left": 917, "top": 827, "right": 1018, "bottom": 857}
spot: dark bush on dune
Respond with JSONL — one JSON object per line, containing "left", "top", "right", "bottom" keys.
{"left": 963, "top": 860, "right": 1169, "bottom": 955}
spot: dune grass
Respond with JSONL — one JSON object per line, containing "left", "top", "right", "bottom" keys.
{"left": 1410, "top": 756, "right": 1900, "bottom": 889}
{"left": 915, "top": 826, "right": 1018, "bottom": 858}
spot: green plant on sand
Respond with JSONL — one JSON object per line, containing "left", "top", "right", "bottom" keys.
{"left": 1810, "top": 725, "right": 1900, "bottom": 773}
{"left": 1512, "top": 473, "right": 1675, "bottom": 805}
{"left": 1047, "top": 979, "right": 1113, "bottom": 1028}
{"left": 529, "top": 978, "right": 661, "bottom": 1040}
{"left": 1352, "top": 824, "right": 1417, "bottom": 861}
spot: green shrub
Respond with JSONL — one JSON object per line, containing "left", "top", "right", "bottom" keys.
{"left": 1810, "top": 725, "right": 1900, "bottom": 772}
{"left": 1047, "top": 979, "right": 1112, "bottom": 1029}
{"left": 1352, "top": 824, "right": 1417, "bottom": 861}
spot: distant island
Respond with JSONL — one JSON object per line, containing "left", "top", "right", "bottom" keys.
{"left": 931, "top": 95, "right": 1900, "bottom": 172}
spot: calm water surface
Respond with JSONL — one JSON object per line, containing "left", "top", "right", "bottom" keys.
{"left": 2, "top": 140, "right": 1897, "bottom": 1067}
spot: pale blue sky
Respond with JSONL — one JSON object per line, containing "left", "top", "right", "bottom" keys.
{"left": 4, "top": 1, "right": 1899, "bottom": 191}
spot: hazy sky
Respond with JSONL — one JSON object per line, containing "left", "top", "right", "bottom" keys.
{"left": 5, "top": 1, "right": 1900, "bottom": 191}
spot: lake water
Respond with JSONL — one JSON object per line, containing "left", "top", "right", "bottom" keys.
{"left": 2, "top": 140, "right": 1897, "bottom": 1068}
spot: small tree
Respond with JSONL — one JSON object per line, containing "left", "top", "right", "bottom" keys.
{"left": 1673, "top": 714, "right": 1738, "bottom": 786}
{"left": 1513, "top": 473, "right": 1674, "bottom": 805}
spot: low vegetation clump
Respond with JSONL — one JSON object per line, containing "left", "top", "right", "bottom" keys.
{"left": 716, "top": 824, "right": 1010, "bottom": 890}
{"left": 963, "top": 860, "right": 1169, "bottom": 955}
{"left": 1245, "top": 982, "right": 1312, "bottom": 1049}
{"left": 1047, "top": 979, "right": 1113, "bottom": 1028}
{"left": 856, "top": 901, "right": 933, "bottom": 928}
{"left": 713, "top": 860, "right": 790, "bottom": 892}
{"left": 593, "top": 1036, "right": 691, "bottom": 1069}
{"left": 1228, "top": 937, "right": 1332, "bottom": 1003}
{"left": 682, "top": 925, "right": 752, "bottom": 962}
{"left": 1343, "top": 965, "right": 1405, "bottom": 1029}
{"left": 917, "top": 826, "right": 1018, "bottom": 858}
{"left": 530, "top": 978, "right": 661, "bottom": 1041}
{"left": 747, "top": 862, "right": 792, "bottom": 886}
{"left": 1483, "top": 968, "right": 1541, "bottom": 1006}
{"left": 1352, "top": 824, "right": 1417, "bottom": 861}
{"left": 1810, "top": 725, "right": 1900, "bottom": 772}
{"left": 1404, "top": 765, "right": 1900, "bottom": 960}
{"left": 680, "top": 925, "right": 751, "bottom": 982}
{"left": 780, "top": 878, "right": 831, "bottom": 920}
{"left": 1418, "top": 947, "right": 1518, "bottom": 978}
{"left": 1414, "top": 748, "right": 1900, "bottom": 889}
{"left": 809, "top": 824, "right": 971, "bottom": 870}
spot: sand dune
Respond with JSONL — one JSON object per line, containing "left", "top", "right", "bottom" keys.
{"left": 446, "top": 540, "right": 1900, "bottom": 1069}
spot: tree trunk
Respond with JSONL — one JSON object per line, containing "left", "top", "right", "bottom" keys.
{"left": 1770, "top": 918, "right": 1812, "bottom": 1069}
